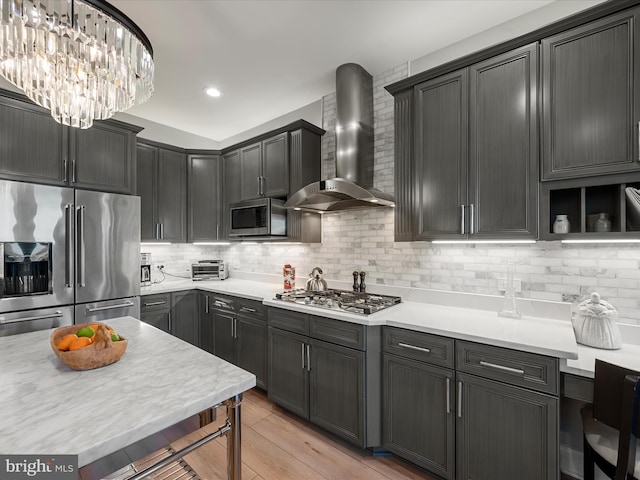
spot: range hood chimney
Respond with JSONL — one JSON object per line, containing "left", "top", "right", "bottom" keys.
{"left": 284, "top": 63, "right": 395, "bottom": 212}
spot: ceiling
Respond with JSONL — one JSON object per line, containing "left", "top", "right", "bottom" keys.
{"left": 0, "top": 1, "right": 605, "bottom": 144}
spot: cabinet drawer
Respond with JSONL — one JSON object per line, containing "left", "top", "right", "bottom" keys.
{"left": 141, "top": 293, "right": 171, "bottom": 312}
{"left": 456, "top": 340, "right": 559, "bottom": 395}
{"left": 237, "top": 298, "right": 266, "bottom": 320}
{"left": 383, "top": 327, "right": 454, "bottom": 368}
{"left": 310, "top": 316, "right": 365, "bottom": 350}
{"left": 211, "top": 294, "right": 236, "bottom": 312}
{"left": 268, "top": 308, "right": 308, "bottom": 335}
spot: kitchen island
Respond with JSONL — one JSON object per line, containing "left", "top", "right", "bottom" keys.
{"left": 0, "top": 316, "right": 255, "bottom": 479}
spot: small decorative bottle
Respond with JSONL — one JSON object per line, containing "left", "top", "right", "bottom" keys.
{"left": 593, "top": 213, "right": 611, "bottom": 232}
{"left": 553, "top": 214, "right": 570, "bottom": 234}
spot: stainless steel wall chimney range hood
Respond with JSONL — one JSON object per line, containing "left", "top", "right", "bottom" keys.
{"left": 284, "top": 63, "right": 395, "bottom": 212}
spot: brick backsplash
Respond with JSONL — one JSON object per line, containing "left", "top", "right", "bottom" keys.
{"left": 143, "top": 62, "right": 640, "bottom": 325}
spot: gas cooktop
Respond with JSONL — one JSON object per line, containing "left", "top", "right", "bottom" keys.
{"left": 274, "top": 288, "right": 401, "bottom": 315}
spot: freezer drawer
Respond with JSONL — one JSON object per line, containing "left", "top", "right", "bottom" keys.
{"left": 75, "top": 297, "right": 140, "bottom": 323}
{"left": 0, "top": 305, "right": 73, "bottom": 336}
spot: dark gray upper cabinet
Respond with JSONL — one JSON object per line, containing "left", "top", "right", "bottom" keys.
{"left": 0, "top": 93, "right": 66, "bottom": 184}
{"left": 412, "top": 43, "right": 538, "bottom": 241}
{"left": 0, "top": 90, "right": 140, "bottom": 194}
{"left": 393, "top": 89, "right": 415, "bottom": 242}
{"left": 221, "top": 150, "right": 241, "bottom": 240}
{"left": 239, "top": 132, "right": 289, "bottom": 200}
{"left": 468, "top": 43, "right": 538, "bottom": 239}
{"left": 69, "top": 120, "right": 137, "bottom": 194}
{"left": 188, "top": 154, "right": 222, "bottom": 242}
{"left": 415, "top": 69, "right": 468, "bottom": 241}
{"left": 136, "top": 141, "right": 187, "bottom": 243}
{"left": 542, "top": 7, "right": 640, "bottom": 180}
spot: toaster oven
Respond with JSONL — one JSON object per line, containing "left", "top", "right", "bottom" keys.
{"left": 191, "top": 260, "right": 228, "bottom": 281}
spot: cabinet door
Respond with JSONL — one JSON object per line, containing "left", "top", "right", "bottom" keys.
{"left": 213, "top": 311, "right": 236, "bottom": 364}
{"left": 240, "top": 142, "right": 262, "bottom": 200}
{"left": 188, "top": 154, "right": 221, "bottom": 241}
{"left": 70, "top": 121, "right": 136, "bottom": 194}
{"left": 262, "top": 132, "right": 289, "bottom": 198}
{"left": 469, "top": 43, "right": 538, "bottom": 239}
{"left": 383, "top": 353, "right": 454, "bottom": 479}
{"left": 157, "top": 148, "right": 187, "bottom": 242}
{"left": 199, "top": 292, "right": 214, "bottom": 353}
{"left": 171, "top": 291, "right": 199, "bottom": 347}
{"left": 267, "top": 327, "right": 309, "bottom": 418}
{"left": 415, "top": 69, "right": 468, "bottom": 240}
{"left": 542, "top": 8, "right": 640, "bottom": 180}
{"left": 309, "top": 339, "right": 365, "bottom": 447}
{"left": 140, "top": 311, "right": 170, "bottom": 333}
{"left": 0, "top": 94, "right": 66, "bottom": 185}
{"left": 136, "top": 143, "right": 157, "bottom": 241}
{"left": 221, "top": 150, "right": 241, "bottom": 239}
{"left": 237, "top": 316, "right": 267, "bottom": 389}
{"left": 456, "top": 372, "right": 558, "bottom": 480}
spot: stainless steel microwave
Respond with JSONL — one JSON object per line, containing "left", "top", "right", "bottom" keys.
{"left": 229, "top": 198, "right": 287, "bottom": 237}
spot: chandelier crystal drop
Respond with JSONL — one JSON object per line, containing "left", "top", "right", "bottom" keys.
{"left": 0, "top": 0, "right": 154, "bottom": 128}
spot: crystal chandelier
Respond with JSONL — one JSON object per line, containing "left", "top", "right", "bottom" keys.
{"left": 0, "top": 0, "right": 154, "bottom": 128}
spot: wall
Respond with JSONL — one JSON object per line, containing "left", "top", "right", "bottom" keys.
{"left": 143, "top": 60, "right": 640, "bottom": 325}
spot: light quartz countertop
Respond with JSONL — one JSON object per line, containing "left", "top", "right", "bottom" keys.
{"left": 0, "top": 317, "right": 255, "bottom": 467}
{"left": 141, "top": 277, "right": 581, "bottom": 362}
{"left": 561, "top": 342, "right": 640, "bottom": 378}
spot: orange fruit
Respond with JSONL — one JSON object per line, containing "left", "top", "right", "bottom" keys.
{"left": 68, "top": 336, "right": 92, "bottom": 351}
{"left": 57, "top": 334, "right": 78, "bottom": 351}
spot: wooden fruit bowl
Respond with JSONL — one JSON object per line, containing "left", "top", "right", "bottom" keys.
{"left": 50, "top": 322, "right": 127, "bottom": 371}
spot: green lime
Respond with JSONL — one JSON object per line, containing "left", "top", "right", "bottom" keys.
{"left": 77, "top": 327, "right": 95, "bottom": 338}
{"left": 110, "top": 333, "right": 120, "bottom": 342}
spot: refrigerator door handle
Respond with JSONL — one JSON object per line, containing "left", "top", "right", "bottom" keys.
{"left": 77, "top": 205, "right": 86, "bottom": 288}
{"left": 65, "top": 203, "right": 74, "bottom": 288}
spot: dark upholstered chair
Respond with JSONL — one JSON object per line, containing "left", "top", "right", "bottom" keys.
{"left": 581, "top": 359, "right": 640, "bottom": 480}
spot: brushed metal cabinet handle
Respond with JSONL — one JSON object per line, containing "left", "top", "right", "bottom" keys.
{"left": 239, "top": 307, "right": 256, "bottom": 313}
{"left": 144, "top": 301, "right": 166, "bottom": 306}
{"left": 71, "top": 158, "right": 76, "bottom": 183}
{"left": 205, "top": 295, "right": 210, "bottom": 314}
{"left": 469, "top": 204, "right": 475, "bottom": 235}
{"left": 63, "top": 158, "right": 68, "bottom": 183}
{"left": 479, "top": 360, "right": 525, "bottom": 376}
{"left": 168, "top": 311, "right": 172, "bottom": 333}
{"left": 446, "top": 377, "right": 451, "bottom": 414}
{"left": 398, "top": 342, "right": 431, "bottom": 353}
{"left": 460, "top": 205, "right": 465, "bottom": 235}
{"left": 160, "top": 223, "right": 164, "bottom": 240}
{"left": 257, "top": 176, "right": 261, "bottom": 196}
{"left": 301, "top": 343, "right": 305, "bottom": 369}
{"left": 306, "top": 344, "right": 310, "bottom": 372}
{"left": 457, "top": 381, "right": 463, "bottom": 418}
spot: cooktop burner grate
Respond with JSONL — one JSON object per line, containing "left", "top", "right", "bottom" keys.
{"left": 274, "top": 288, "right": 401, "bottom": 315}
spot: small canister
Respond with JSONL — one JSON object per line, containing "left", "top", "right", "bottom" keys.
{"left": 283, "top": 264, "right": 295, "bottom": 290}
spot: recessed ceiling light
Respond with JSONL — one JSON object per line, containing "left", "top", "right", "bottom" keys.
{"left": 204, "top": 87, "right": 222, "bottom": 98}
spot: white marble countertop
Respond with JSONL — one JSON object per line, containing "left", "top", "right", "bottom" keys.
{"left": 142, "top": 277, "right": 580, "bottom": 362}
{"left": 0, "top": 317, "right": 255, "bottom": 467}
{"left": 561, "top": 342, "right": 640, "bottom": 378}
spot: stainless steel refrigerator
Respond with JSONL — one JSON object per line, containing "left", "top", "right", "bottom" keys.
{"left": 0, "top": 179, "right": 140, "bottom": 335}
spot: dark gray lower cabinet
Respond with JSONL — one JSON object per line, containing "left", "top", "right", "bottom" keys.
{"left": 457, "top": 372, "right": 558, "bottom": 480}
{"left": 140, "top": 293, "right": 171, "bottom": 333}
{"left": 237, "top": 315, "right": 267, "bottom": 390}
{"left": 268, "top": 327, "right": 309, "bottom": 418}
{"left": 267, "top": 307, "right": 380, "bottom": 448}
{"left": 383, "top": 353, "right": 454, "bottom": 479}
{"left": 199, "top": 292, "right": 214, "bottom": 353}
{"left": 213, "top": 309, "right": 235, "bottom": 363}
{"left": 171, "top": 290, "right": 199, "bottom": 347}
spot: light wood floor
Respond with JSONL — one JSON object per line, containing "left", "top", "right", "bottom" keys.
{"left": 168, "top": 388, "right": 438, "bottom": 480}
